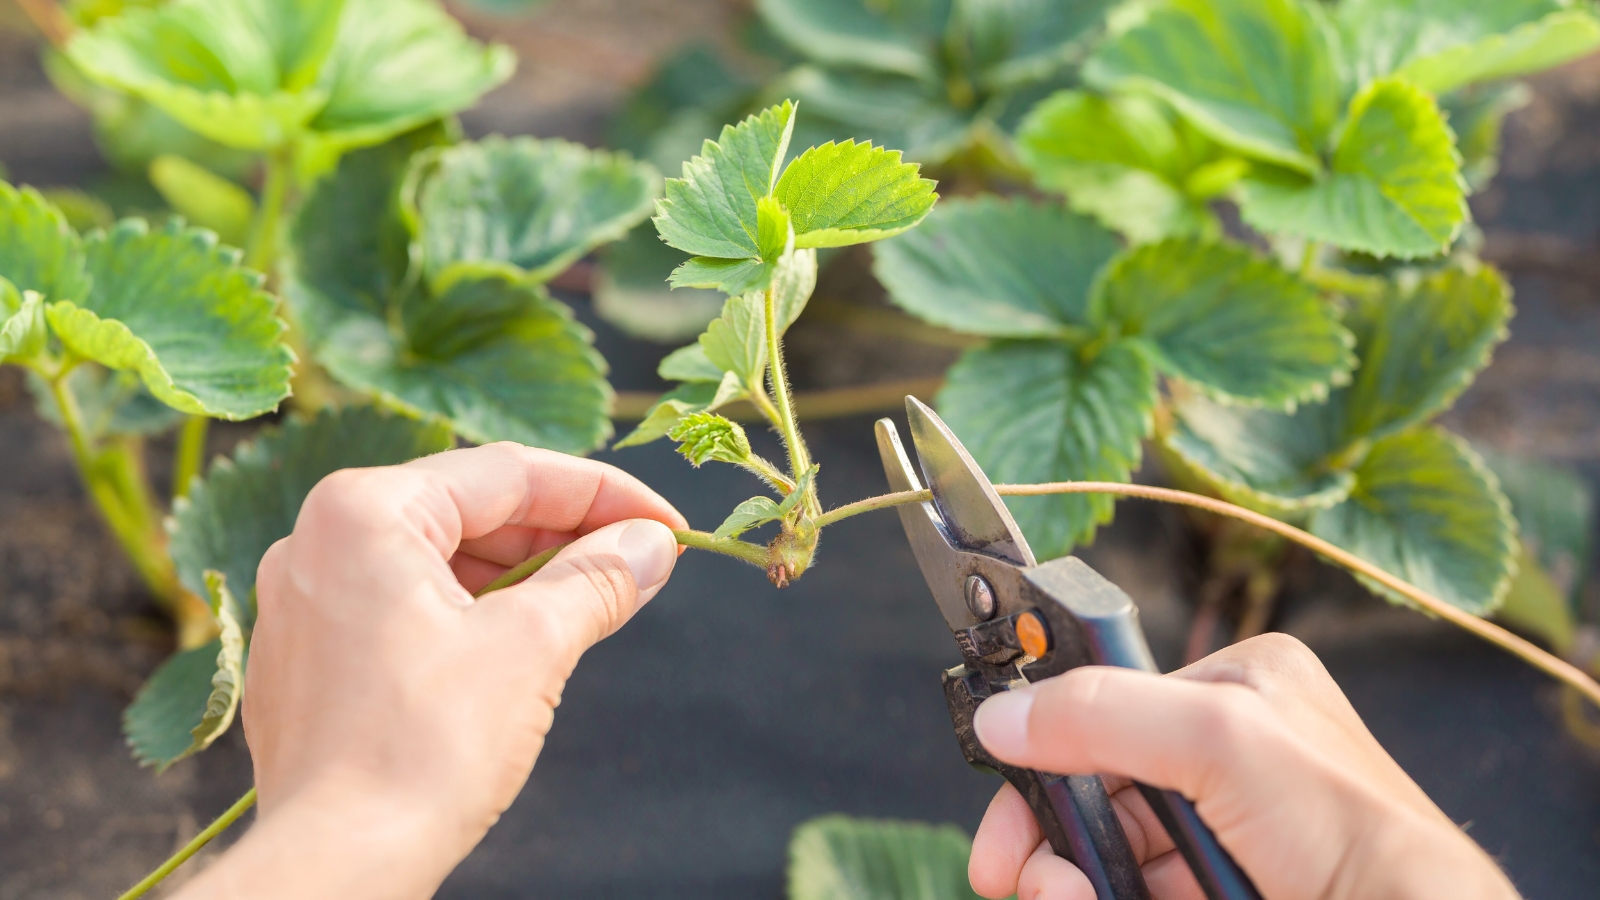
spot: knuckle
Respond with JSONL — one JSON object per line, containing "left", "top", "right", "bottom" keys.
{"left": 557, "top": 553, "right": 636, "bottom": 640}
{"left": 1194, "top": 682, "right": 1273, "bottom": 751}
{"left": 300, "top": 468, "right": 404, "bottom": 532}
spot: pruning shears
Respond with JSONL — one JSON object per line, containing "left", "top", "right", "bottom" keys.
{"left": 877, "top": 397, "right": 1263, "bottom": 900}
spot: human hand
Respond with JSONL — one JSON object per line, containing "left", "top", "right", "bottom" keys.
{"left": 967, "top": 634, "right": 1521, "bottom": 900}
{"left": 173, "top": 443, "right": 687, "bottom": 900}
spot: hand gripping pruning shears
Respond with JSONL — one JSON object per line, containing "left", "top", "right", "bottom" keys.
{"left": 877, "top": 397, "right": 1263, "bottom": 900}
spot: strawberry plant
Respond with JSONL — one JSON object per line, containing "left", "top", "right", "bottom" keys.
{"left": 108, "top": 97, "right": 1600, "bottom": 898}
{"left": 874, "top": 0, "right": 1600, "bottom": 628}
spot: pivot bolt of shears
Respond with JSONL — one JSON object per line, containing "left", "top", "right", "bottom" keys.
{"left": 964, "top": 574, "right": 996, "bottom": 621}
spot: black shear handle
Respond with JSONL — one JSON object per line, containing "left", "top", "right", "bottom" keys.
{"left": 1075, "top": 603, "right": 1264, "bottom": 900}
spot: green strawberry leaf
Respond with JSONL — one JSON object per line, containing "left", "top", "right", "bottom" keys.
{"left": 0, "top": 182, "right": 92, "bottom": 304}
{"left": 1338, "top": 265, "right": 1510, "bottom": 443}
{"left": 1083, "top": 0, "right": 1342, "bottom": 175}
{"left": 668, "top": 255, "right": 775, "bottom": 294}
{"left": 287, "top": 122, "right": 453, "bottom": 324}
{"left": 1094, "top": 238, "right": 1355, "bottom": 407}
{"left": 1309, "top": 426, "right": 1516, "bottom": 615}
{"left": 788, "top": 815, "right": 983, "bottom": 900}
{"left": 302, "top": 0, "right": 514, "bottom": 156}
{"left": 939, "top": 339, "right": 1155, "bottom": 558}
{"left": 184, "top": 570, "right": 246, "bottom": 761}
{"left": 715, "top": 495, "right": 784, "bottom": 540}
{"left": 66, "top": 0, "right": 510, "bottom": 156}
{"left": 1018, "top": 91, "right": 1230, "bottom": 243}
{"left": 714, "top": 465, "right": 817, "bottom": 539}
{"left": 613, "top": 379, "right": 743, "bottom": 450}
{"left": 1159, "top": 263, "right": 1511, "bottom": 514}
{"left": 699, "top": 291, "right": 770, "bottom": 388}
{"left": 658, "top": 343, "right": 725, "bottom": 383}
{"left": 655, "top": 102, "right": 797, "bottom": 262}
{"left": 770, "top": 243, "right": 819, "bottom": 334}
{"left": 404, "top": 136, "right": 660, "bottom": 285}
{"left": 593, "top": 226, "right": 724, "bottom": 344}
{"left": 48, "top": 218, "right": 292, "bottom": 420}
{"left": 873, "top": 196, "right": 1120, "bottom": 337}
{"left": 168, "top": 404, "right": 456, "bottom": 629}
{"left": 0, "top": 282, "right": 48, "bottom": 363}
{"left": 1162, "top": 392, "right": 1354, "bottom": 517}
{"left": 148, "top": 155, "right": 256, "bottom": 248}
{"left": 64, "top": 0, "right": 346, "bottom": 149}
{"left": 755, "top": 0, "right": 943, "bottom": 82}
{"left": 305, "top": 268, "right": 613, "bottom": 452}
{"left": 1338, "top": 0, "right": 1600, "bottom": 94}
{"left": 671, "top": 413, "right": 753, "bottom": 467}
{"left": 123, "top": 638, "right": 222, "bottom": 770}
{"left": 773, "top": 140, "right": 938, "bottom": 249}
{"left": 1240, "top": 77, "right": 1467, "bottom": 260}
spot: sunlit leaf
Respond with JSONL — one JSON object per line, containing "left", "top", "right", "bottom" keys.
{"left": 123, "top": 639, "right": 220, "bottom": 769}
{"left": 658, "top": 343, "right": 725, "bottom": 384}
{"left": 1083, "top": 0, "right": 1342, "bottom": 174}
{"left": 716, "top": 495, "right": 784, "bottom": 540}
{"left": 184, "top": 570, "right": 246, "bottom": 760}
{"left": 1240, "top": 78, "right": 1467, "bottom": 260}
{"left": 0, "top": 282, "right": 47, "bottom": 363}
{"left": 1337, "top": 265, "right": 1510, "bottom": 443}
{"left": 26, "top": 363, "right": 186, "bottom": 439}
{"left": 940, "top": 339, "right": 1155, "bottom": 557}
{"left": 0, "top": 182, "right": 92, "bottom": 304}
{"left": 613, "top": 379, "right": 743, "bottom": 450}
{"left": 773, "top": 140, "right": 937, "bottom": 249}
{"left": 48, "top": 218, "right": 293, "bottom": 420}
{"left": 788, "top": 815, "right": 984, "bottom": 900}
{"left": 65, "top": 0, "right": 347, "bottom": 149}
{"left": 405, "top": 137, "right": 660, "bottom": 285}
{"left": 1338, "top": 0, "right": 1600, "bottom": 94}
{"left": 655, "top": 102, "right": 797, "bottom": 262}
{"left": 1094, "top": 238, "right": 1354, "bottom": 406}
{"left": 1018, "top": 90, "right": 1228, "bottom": 243}
{"left": 874, "top": 196, "right": 1120, "bottom": 337}
{"left": 1310, "top": 426, "right": 1516, "bottom": 615}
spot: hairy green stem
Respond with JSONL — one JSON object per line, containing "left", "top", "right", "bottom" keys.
{"left": 116, "top": 788, "right": 258, "bottom": 900}
{"left": 673, "top": 528, "right": 771, "bottom": 568}
{"left": 173, "top": 414, "right": 210, "bottom": 501}
{"left": 246, "top": 147, "right": 293, "bottom": 276}
{"left": 763, "top": 290, "right": 810, "bottom": 480}
{"left": 813, "top": 489, "right": 932, "bottom": 528}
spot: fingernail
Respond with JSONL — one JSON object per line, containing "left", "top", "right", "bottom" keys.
{"left": 973, "top": 688, "right": 1034, "bottom": 758}
{"left": 617, "top": 520, "right": 676, "bottom": 590}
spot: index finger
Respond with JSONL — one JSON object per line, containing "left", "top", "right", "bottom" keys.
{"left": 403, "top": 442, "right": 688, "bottom": 548}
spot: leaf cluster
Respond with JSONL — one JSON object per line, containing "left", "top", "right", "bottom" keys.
{"left": 621, "top": 102, "right": 937, "bottom": 581}
{"left": 870, "top": 0, "right": 1600, "bottom": 618}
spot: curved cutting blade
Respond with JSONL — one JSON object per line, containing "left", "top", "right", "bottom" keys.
{"left": 905, "top": 397, "right": 1036, "bottom": 567}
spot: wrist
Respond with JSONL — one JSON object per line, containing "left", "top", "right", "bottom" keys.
{"left": 1358, "top": 808, "right": 1520, "bottom": 900}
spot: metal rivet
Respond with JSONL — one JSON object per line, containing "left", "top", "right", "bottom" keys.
{"left": 964, "top": 574, "right": 996, "bottom": 621}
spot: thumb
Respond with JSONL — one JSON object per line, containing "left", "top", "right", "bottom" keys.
{"left": 471, "top": 518, "right": 678, "bottom": 667}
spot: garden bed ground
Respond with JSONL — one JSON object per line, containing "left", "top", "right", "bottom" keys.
{"left": 1, "top": 1, "right": 1599, "bottom": 897}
